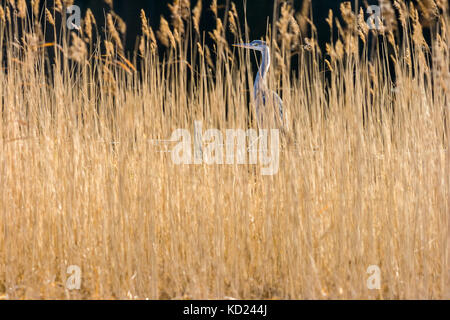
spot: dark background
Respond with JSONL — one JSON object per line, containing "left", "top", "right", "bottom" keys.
{"left": 71, "top": 0, "right": 378, "bottom": 52}
{"left": 14, "top": 0, "right": 440, "bottom": 60}
{"left": 2, "top": 0, "right": 444, "bottom": 82}
{"left": 1, "top": 1, "right": 444, "bottom": 57}
{"left": 54, "top": 0, "right": 442, "bottom": 86}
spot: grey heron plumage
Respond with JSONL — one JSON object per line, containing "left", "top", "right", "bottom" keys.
{"left": 233, "top": 40, "right": 286, "bottom": 129}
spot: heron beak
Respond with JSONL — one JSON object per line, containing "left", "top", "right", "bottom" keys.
{"left": 232, "top": 43, "right": 252, "bottom": 49}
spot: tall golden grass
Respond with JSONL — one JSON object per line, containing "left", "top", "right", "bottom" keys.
{"left": 0, "top": 0, "right": 448, "bottom": 299}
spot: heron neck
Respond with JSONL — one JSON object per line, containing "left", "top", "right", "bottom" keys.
{"left": 254, "top": 46, "right": 270, "bottom": 95}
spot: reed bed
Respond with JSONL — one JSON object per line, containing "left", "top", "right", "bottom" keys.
{"left": 0, "top": 0, "right": 448, "bottom": 299}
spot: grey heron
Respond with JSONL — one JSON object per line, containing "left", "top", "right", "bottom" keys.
{"left": 233, "top": 40, "right": 286, "bottom": 129}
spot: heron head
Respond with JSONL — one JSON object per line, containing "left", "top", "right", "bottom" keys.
{"left": 233, "top": 40, "right": 268, "bottom": 51}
